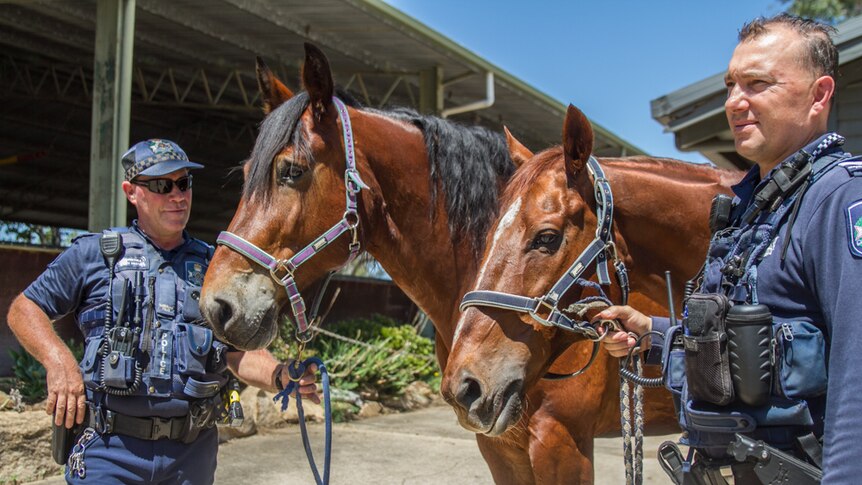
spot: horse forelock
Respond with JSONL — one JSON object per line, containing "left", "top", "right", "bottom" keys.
{"left": 243, "top": 92, "right": 311, "bottom": 201}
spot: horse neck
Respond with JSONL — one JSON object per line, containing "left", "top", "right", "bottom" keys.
{"left": 600, "top": 158, "right": 720, "bottom": 304}
{"left": 353, "top": 112, "right": 482, "bottom": 351}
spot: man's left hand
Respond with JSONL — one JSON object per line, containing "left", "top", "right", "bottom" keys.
{"left": 279, "top": 361, "right": 321, "bottom": 404}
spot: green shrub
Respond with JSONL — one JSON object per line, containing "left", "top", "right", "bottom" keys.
{"left": 9, "top": 348, "right": 46, "bottom": 403}
{"left": 272, "top": 314, "right": 438, "bottom": 399}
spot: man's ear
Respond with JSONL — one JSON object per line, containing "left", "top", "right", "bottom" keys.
{"left": 122, "top": 181, "right": 137, "bottom": 205}
{"left": 811, "top": 75, "right": 835, "bottom": 117}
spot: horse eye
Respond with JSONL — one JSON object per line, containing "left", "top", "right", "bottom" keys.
{"left": 277, "top": 160, "right": 306, "bottom": 185}
{"left": 530, "top": 231, "right": 561, "bottom": 253}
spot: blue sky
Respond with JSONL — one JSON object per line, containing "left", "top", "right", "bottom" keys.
{"left": 382, "top": 0, "right": 786, "bottom": 163}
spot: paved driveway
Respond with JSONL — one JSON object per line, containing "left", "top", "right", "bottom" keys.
{"left": 30, "top": 404, "right": 678, "bottom": 484}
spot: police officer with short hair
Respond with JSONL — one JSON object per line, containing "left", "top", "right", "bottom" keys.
{"left": 597, "top": 14, "right": 862, "bottom": 484}
{"left": 7, "top": 139, "right": 319, "bottom": 484}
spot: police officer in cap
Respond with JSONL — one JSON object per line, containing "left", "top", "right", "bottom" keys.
{"left": 597, "top": 14, "right": 862, "bottom": 484}
{"left": 7, "top": 139, "right": 319, "bottom": 483}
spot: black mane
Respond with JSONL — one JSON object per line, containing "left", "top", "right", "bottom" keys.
{"left": 243, "top": 93, "right": 514, "bottom": 254}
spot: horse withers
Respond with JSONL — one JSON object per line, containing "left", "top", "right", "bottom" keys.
{"left": 441, "top": 105, "right": 742, "bottom": 482}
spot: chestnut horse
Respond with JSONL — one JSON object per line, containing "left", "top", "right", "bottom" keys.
{"left": 441, "top": 105, "right": 742, "bottom": 482}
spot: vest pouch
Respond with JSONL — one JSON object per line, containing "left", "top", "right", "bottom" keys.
{"left": 662, "top": 325, "right": 685, "bottom": 396}
{"left": 145, "top": 328, "right": 174, "bottom": 397}
{"left": 102, "top": 352, "right": 135, "bottom": 389}
{"left": 208, "top": 340, "right": 229, "bottom": 374}
{"left": 80, "top": 337, "right": 103, "bottom": 390}
{"left": 155, "top": 274, "right": 177, "bottom": 320}
{"left": 772, "top": 321, "right": 827, "bottom": 399}
{"left": 182, "top": 287, "right": 203, "bottom": 322}
{"left": 682, "top": 293, "right": 733, "bottom": 405}
{"left": 174, "top": 323, "right": 213, "bottom": 379}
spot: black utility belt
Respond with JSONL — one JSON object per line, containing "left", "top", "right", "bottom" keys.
{"left": 89, "top": 409, "right": 205, "bottom": 443}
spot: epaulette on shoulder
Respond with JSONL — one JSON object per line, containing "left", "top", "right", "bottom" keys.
{"left": 70, "top": 232, "right": 99, "bottom": 244}
{"left": 838, "top": 156, "right": 862, "bottom": 176}
{"left": 189, "top": 238, "right": 215, "bottom": 259}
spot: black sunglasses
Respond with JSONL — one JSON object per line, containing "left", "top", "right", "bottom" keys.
{"left": 131, "top": 175, "right": 193, "bottom": 194}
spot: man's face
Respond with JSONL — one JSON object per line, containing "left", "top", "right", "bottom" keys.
{"left": 725, "top": 26, "right": 826, "bottom": 171}
{"left": 123, "top": 169, "right": 192, "bottom": 240}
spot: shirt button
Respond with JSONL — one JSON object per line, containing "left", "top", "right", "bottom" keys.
{"left": 158, "top": 268, "right": 164, "bottom": 274}
{"left": 148, "top": 386, "right": 155, "bottom": 394}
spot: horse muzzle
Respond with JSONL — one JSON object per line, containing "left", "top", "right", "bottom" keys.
{"left": 442, "top": 369, "right": 524, "bottom": 436}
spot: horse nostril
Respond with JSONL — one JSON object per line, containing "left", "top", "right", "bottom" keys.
{"left": 456, "top": 375, "right": 483, "bottom": 411}
{"left": 212, "top": 297, "right": 234, "bottom": 327}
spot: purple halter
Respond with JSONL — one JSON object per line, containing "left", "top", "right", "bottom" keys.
{"left": 216, "top": 96, "right": 368, "bottom": 340}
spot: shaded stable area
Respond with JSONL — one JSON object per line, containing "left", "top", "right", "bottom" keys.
{"left": 0, "top": 0, "right": 643, "bottom": 243}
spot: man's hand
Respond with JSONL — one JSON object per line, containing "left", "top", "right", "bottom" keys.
{"left": 45, "top": 360, "right": 87, "bottom": 428}
{"left": 278, "top": 361, "right": 321, "bottom": 405}
{"left": 593, "top": 305, "right": 652, "bottom": 358}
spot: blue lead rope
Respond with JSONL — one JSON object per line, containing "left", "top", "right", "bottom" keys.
{"left": 273, "top": 357, "right": 332, "bottom": 485}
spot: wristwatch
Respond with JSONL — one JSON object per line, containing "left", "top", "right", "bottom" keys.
{"left": 272, "top": 362, "right": 286, "bottom": 391}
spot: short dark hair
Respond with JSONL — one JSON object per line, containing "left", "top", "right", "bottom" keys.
{"left": 739, "top": 13, "right": 838, "bottom": 80}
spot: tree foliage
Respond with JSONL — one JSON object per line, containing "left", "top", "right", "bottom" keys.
{"left": 783, "top": 0, "right": 862, "bottom": 23}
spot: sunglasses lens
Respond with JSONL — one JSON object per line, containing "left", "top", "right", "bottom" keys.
{"left": 137, "top": 176, "right": 191, "bottom": 194}
{"left": 176, "top": 176, "right": 191, "bottom": 192}
{"left": 152, "top": 179, "right": 172, "bottom": 194}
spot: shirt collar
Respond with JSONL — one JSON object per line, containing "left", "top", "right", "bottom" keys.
{"left": 729, "top": 132, "right": 843, "bottom": 202}
{"left": 131, "top": 220, "right": 189, "bottom": 255}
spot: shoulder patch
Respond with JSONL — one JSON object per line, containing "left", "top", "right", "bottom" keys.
{"left": 847, "top": 200, "right": 862, "bottom": 258}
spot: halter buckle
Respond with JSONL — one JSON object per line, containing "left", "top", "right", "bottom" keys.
{"left": 270, "top": 259, "right": 295, "bottom": 284}
{"left": 605, "top": 241, "right": 620, "bottom": 263}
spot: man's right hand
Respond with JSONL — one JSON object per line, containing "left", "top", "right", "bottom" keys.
{"left": 593, "top": 305, "right": 652, "bottom": 358}
{"left": 45, "top": 360, "right": 86, "bottom": 429}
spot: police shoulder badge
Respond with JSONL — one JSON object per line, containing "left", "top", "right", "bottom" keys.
{"left": 186, "top": 261, "right": 205, "bottom": 286}
{"left": 847, "top": 200, "right": 862, "bottom": 257}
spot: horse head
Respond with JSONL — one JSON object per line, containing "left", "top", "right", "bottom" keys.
{"left": 440, "top": 104, "right": 613, "bottom": 435}
{"left": 201, "top": 44, "right": 368, "bottom": 350}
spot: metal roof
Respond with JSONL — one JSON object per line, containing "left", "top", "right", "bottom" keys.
{"left": 651, "top": 15, "right": 862, "bottom": 170}
{"left": 0, "top": 0, "right": 644, "bottom": 242}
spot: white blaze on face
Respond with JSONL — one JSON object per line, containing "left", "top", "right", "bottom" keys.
{"left": 453, "top": 197, "right": 522, "bottom": 345}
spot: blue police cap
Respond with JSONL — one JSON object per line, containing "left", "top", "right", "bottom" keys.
{"left": 122, "top": 139, "right": 204, "bottom": 181}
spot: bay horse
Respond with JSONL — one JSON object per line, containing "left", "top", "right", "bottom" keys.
{"left": 441, "top": 104, "right": 742, "bottom": 482}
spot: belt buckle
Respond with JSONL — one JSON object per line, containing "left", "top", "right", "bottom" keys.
{"left": 151, "top": 417, "right": 173, "bottom": 440}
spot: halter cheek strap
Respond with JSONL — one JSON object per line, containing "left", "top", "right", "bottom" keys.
{"left": 459, "top": 157, "right": 630, "bottom": 378}
{"left": 217, "top": 97, "right": 368, "bottom": 339}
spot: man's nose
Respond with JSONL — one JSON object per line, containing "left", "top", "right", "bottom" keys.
{"left": 725, "top": 85, "right": 748, "bottom": 112}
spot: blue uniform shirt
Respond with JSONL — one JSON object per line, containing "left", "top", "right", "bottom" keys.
{"left": 649, "top": 136, "right": 862, "bottom": 483}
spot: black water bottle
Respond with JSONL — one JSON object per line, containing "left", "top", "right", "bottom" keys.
{"left": 726, "top": 304, "right": 773, "bottom": 406}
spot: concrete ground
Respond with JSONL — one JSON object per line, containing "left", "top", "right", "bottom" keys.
{"left": 30, "top": 404, "right": 679, "bottom": 484}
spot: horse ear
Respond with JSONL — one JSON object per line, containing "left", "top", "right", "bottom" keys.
{"left": 562, "top": 104, "right": 594, "bottom": 178}
{"left": 302, "top": 43, "right": 334, "bottom": 120}
{"left": 504, "top": 126, "right": 533, "bottom": 168}
{"left": 256, "top": 56, "right": 294, "bottom": 115}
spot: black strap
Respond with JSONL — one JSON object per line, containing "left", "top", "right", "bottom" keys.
{"left": 91, "top": 410, "right": 191, "bottom": 441}
{"left": 796, "top": 432, "right": 823, "bottom": 469}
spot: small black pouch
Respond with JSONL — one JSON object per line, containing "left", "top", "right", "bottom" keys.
{"left": 682, "top": 293, "right": 734, "bottom": 405}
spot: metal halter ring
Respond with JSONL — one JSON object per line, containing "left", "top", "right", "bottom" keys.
{"left": 270, "top": 259, "right": 295, "bottom": 283}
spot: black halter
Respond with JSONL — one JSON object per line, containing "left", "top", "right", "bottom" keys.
{"left": 459, "top": 156, "right": 630, "bottom": 379}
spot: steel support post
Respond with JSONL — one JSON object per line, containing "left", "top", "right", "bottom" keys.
{"left": 89, "top": 0, "right": 135, "bottom": 231}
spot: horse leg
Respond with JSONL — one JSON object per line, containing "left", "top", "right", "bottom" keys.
{"left": 476, "top": 434, "right": 535, "bottom": 485}
{"left": 527, "top": 411, "right": 595, "bottom": 484}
